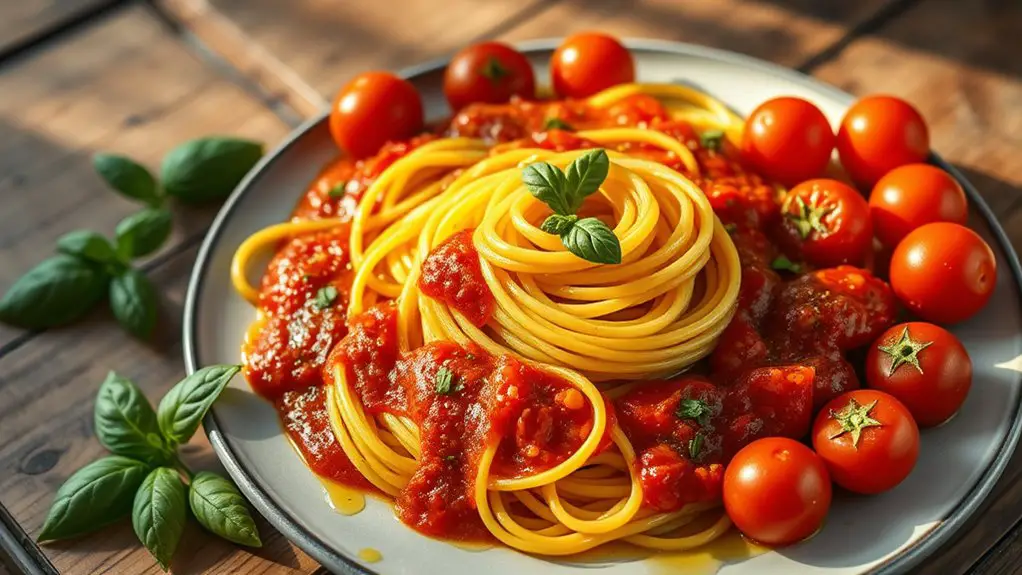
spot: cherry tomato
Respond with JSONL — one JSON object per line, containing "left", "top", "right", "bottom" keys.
{"left": 866, "top": 322, "right": 972, "bottom": 427}
{"left": 812, "top": 389, "right": 919, "bottom": 494}
{"left": 778, "top": 179, "right": 872, "bottom": 267}
{"left": 723, "top": 437, "right": 831, "bottom": 546}
{"left": 551, "top": 33, "right": 634, "bottom": 98}
{"left": 741, "top": 97, "right": 835, "bottom": 187}
{"left": 329, "top": 72, "right": 424, "bottom": 159}
{"left": 443, "top": 42, "right": 536, "bottom": 111}
{"left": 890, "top": 222, "right": 996, "bottom": 324}
{"left": 837, "top": 96, "right": 929, "bottom": 187}
{"left": 869, "top": 164, "right": 968, "bottom": 248}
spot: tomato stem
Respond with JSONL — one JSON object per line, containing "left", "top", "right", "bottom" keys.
{"left": 877, "top": 326, "right": 933, "bottom": 376}
{"left": 828, "top": 398, "right": 882, "bottom": 448}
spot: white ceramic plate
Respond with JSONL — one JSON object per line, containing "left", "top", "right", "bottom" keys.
{"left": 184, "top": 40, "right": 1022, "bottom": 575}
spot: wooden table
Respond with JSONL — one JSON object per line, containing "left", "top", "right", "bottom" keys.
{"left": 0, "top": 0, "right": 1020, "bottom": 573}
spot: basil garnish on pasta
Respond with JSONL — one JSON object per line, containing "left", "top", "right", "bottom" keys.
{"left": 522, "top": 149, "right": 622, "bottom": 265}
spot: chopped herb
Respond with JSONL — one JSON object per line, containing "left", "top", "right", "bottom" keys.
{"left": 676, "top": 398, "right": 712, "bottom": 426}
{"left": 327, "top": 182, "right": 346, "bottom": 199}
{"left": 480, "top": 57, "right": 509, "bottom": 83}
{"left": 543, "top": 117, "right": 574, "bottom": 131}
{"left": 723, "top": 223, "right": 738, "bottom": 235}
{"left": 434, "top": 367, "right": 456, "bottom": 395}
{"left": 445, "top": 455, "right": 457, "bottom": 462}
{"left": 312, "top": 286, "right": 338, "bottom": 309}
{"left": 699, "top": 130, "right": 725, "bottom": 151}
{"left": 771, "top": 255, "right": 802, "bottom": 273}
{"left": 689, "top": 432, "right": 705, "bottom": 460}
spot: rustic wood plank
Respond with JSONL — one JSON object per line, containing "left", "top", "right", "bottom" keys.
{"left": 809, "top": 2, "right": 1022, "bottom": 572}
{"left": 157, "top": 0, "right": 898, "bottom": 113}
{"left": 497, "top": 0, "right": 895, "bottom": 68}
{"left": 0, "top": 0, "right": 114, "bottom": 54}
{"left": 0, "top": 4, "right": 290, "bottom": 348}
{"left": 0, "top": 244, "right": 319, "bottom": 574}
{"left": 812, "top": 0, "right": 1022, "bottom": 220}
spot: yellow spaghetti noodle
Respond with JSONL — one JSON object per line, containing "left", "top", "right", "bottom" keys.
{"left": 232, "top": 83, "right": 745, "bottom": 556}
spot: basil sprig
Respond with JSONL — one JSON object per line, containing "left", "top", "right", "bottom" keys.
{"left": 522, "top": 149, "right": 622, "bottom": 264}
{"left": 0, "top": 135, "right": 264, "bottom": 338}
{"left": 39, "top": 365, "right": 261, "bottom": 570}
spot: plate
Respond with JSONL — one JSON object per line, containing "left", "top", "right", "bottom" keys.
{"left": 184, "top": 39, "right": 1022, "bottom": 575}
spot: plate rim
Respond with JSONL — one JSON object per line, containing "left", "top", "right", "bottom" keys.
{"left": 183, "top": 38, "right": 1022, "bottom": 575}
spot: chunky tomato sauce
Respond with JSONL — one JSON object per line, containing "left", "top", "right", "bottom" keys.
{"left": 419, "top": 229, "right": 495, "bottom": 327}
{"left": 242, "top": 92, "right": 899, "bottom": 542}
{"left": 329, "top": 303, "right": 596, "bottom": 540}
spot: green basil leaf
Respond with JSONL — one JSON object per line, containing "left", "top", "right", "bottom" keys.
{"left": 95, "top": 372, "right": 171, "bottom": 465}
{"left": 56, "top": 230, "right": 119, "bottom": 265}
{"left": 539, "top": 214, "right": 578, "bottom": 236}
{"left": 564, "top": 149, "right": 609, "bottom": 212}
{"left": 38, "top": 456, "right": 149, "bottom": 542}
{"left": 0, "top": 255, "right": 108, "bottom": 329}
{"left": 189, "top": 472, "right": 262, "bottom": 547}
{"left": 109, "top": 268, "right": 158, "bottom": 339}
{"left": 161, "top": 137, "right": 263, "bottom": 204}
{"left": 132, "top": 467, "right": 187, "bottom": 571}
{"left": 521, "top": 162, "right": 571, "bottom": 216}
{"left": 562, "top": 217, "right": 622, "bottom": 265}
{"left": 93, "top": 153, "right": 160, "bottom": 206}
{"left": 157, "top": 365, "right": 241, "bottom": 446}
{"left": 115, "top": 208, "right": 173, "bottom": 259}
{"left": 771, "top": 255, "right": 802, "bottom": 273}
{"left": 542, "top": 117, "right": 574, "bottom": 131}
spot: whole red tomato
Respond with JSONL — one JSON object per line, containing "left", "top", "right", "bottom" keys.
{"left": 837, "top": 96, "right": 929, "bottom": 187}
{"left": 443, "top": 42, "right": 536, "bottom": 111}
{"left": 890, "top": 222, "right": 996, "bottom": 324}
{"left": 723, "top": 437, "right": 831, "bottom": 546}
{"left": 551, "top": 33, "right": 634, "bottom": 98}
{"left": 812, "top": 389, "right": 919, "bottom": 494}
{"left": 329, "top": 72, "right": 423, "bottom": 159}
{"left": 741, "top": 97, "right": 835, "bottom": 187}
{"left": 866, "top": 322, "right": 972, "bottom": 427}
{"left": 778, "top": 179, "right": 873, "bottom": 267}
{"left": 869, "top": 164, "right": 968, "bottom": 248}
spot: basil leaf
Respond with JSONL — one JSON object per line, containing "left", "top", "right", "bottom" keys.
{"left": 115, "top": 208, "right": 173, "bottom": 259}
{"left": 93, "top": 153, "right": 160, "bottom": 206}
{"left": 109, "top": 268, "right": 158, "bottom": 339}
{"left": 0, "top": 255, "right": 108, "bottom": 329}
{"left": 161, "top": 137, "right": 263, "bottom": 204}
{"left": 699, "top": 130, "right": 725, "bottom": 151}
{"left": 540, "top": 214, "right": 578, "bottom": 236}
{"left": 521, "top": 162, "right": 571, "bottom": 216}
{"left": 38, "top": 456, "right": 149, "bottom": 542}
{"left": 312, "top": 286, "right": 338, "bottom": 310}
{"left": 157, "top": 365, "right": 241, "bottom": 446}
{"left": 771, "top": 255, "right": 802, "bottom": 273}
{"left": 564, "top": 149, "right": 609, "bottom": 212}
{"left": 95, "top": 372, "right": 170, "bottom": 465}
{"left": 189, "top": 472, "right": 262, "bottom": 547}
{"left": 542, "top": 117, "right": 574, "bottom": 131}
{"left": 562, "top": 217, "right": 622, "bottom": 265}
{"left": 132, "top": 467, "right": 187, "bottom": 571}
{"left": 56, "top": 230, "right": 119, "bottom": 265}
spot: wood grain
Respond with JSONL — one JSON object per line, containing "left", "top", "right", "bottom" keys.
{"left": 811, "top": 2, "right": 1022, "bottom": 571}
{"left": 0, "top": 243, "right": 319, "bottom": 574}
{"left": 157, "top": 0, "right": 897, "bottom": 113}
{"left": 0, "top": 0, "right": 114, "bottom": 54}
{"left": 0, "top": 4, "right": 289, "bottom": 348}
{"left": 812, "top": 0, "right": 1022, "bottom": 221}
{"left": 497, "top": 0, "right": 893, "bottom": 68}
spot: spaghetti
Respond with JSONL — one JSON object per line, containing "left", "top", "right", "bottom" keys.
{"left": 233, "top": 83, "right": 752, "bottom": 555}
